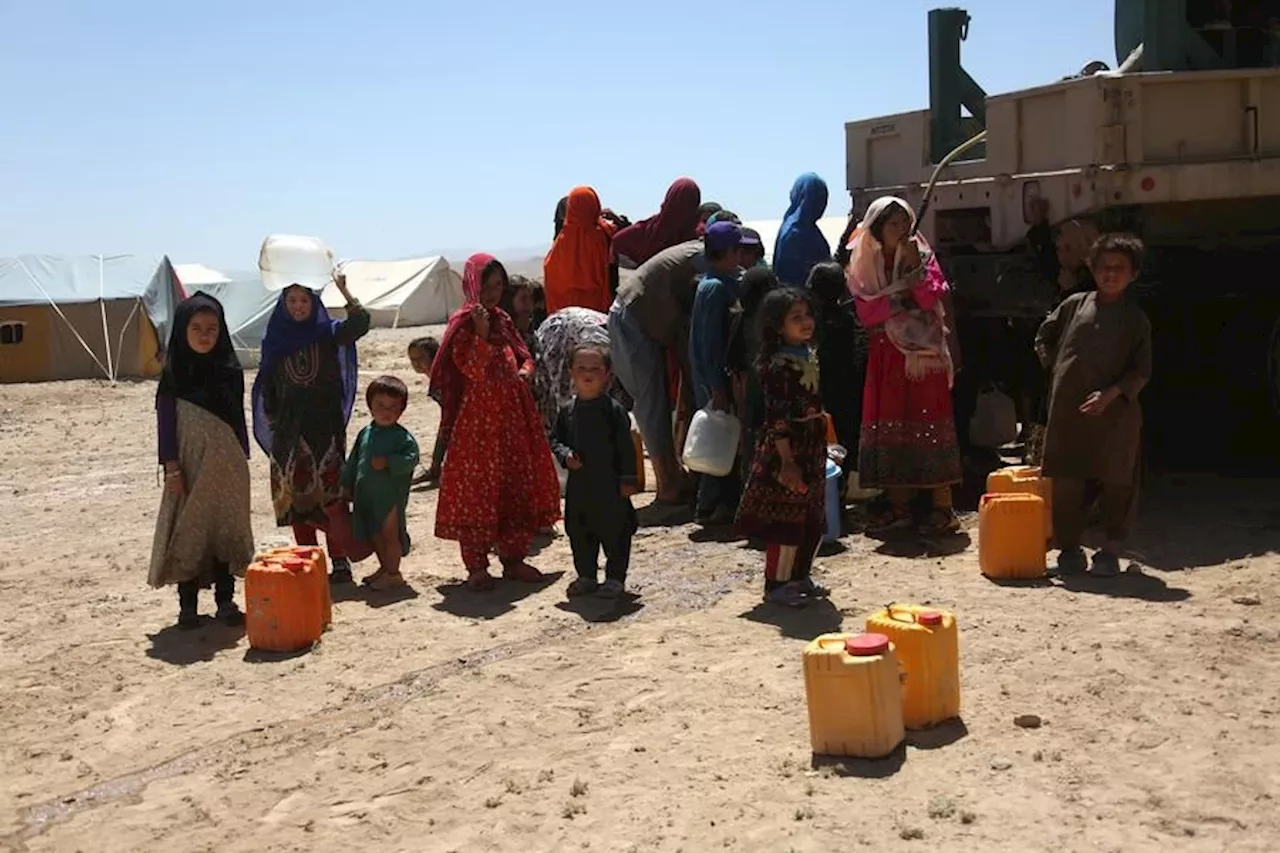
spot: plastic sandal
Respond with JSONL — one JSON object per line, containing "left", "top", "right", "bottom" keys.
{"left": 466, "top": 569, "right": 497, "bottom": 591}
{"left": 765, "top": 582, "right": 809, "bottom": 608}
{"left": 215, "top": 603, "right": 245, "bottom": 627}
{"left": 921, "top": 508, "right": 961, "bottom": 536}
{"left": 868, "top": 507, "right": 913, "bottom": 532}
{"left": 798, "top": 577, "right": 831, "bottom": 598}
{"left": 369, "top": 572, "right": 407, "bottom": 591}
{"left": 502, "top": 561, "right": 544, "bottom": 583}
{"left": 566, "top": 577, "right": 599, "bottom": 597}
{"left": 1090, "top": 551, "right": 1121, "bottom": 577}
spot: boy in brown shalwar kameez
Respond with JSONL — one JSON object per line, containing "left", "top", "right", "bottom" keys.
{"left": 1035, "top": 233, "right": 1152, "bottom": 577}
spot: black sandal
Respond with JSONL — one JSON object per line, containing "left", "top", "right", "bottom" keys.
{"left": 868, "top": 506, "right": 913, "bottom": 533}
{"left": 921, "top": 508, "right": 961, "bottom": 536}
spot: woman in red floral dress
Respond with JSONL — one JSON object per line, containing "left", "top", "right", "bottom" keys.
{"left": 430, "top": 253, "right": 562, "bottom": 590}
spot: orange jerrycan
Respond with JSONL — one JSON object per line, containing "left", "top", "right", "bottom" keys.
{"left": 259, "top": 546, "right": 331, "bottom": 630}
{"left": 978, "top": 492, "right": 1047, "bottom": 579}
{"left": 802, "top": 633, "right": 905, "bottom": 758}
{"left": 245, "top": 558, "right": 323, "bottom": 653}
{"left": 865, "top": 604, "right": 961, "bottom": 729}
{"left": 986, "top": 465, "right": 1053, "bottom": 541}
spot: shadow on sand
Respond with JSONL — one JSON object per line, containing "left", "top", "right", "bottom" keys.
{"left": 432, "top": 571, "right": 565, "bottom": 620}
{"left": 1055, "top": 566, "right": 1191, "bottom": 602}
{"left": 810, "top": 743, "right": 907, "bottom": 779}
{"left": 555, "top": 592, "right": 645, "bottom": 624}
{"left": 739, "top": 598, "right": 843, "bottom": 641}
{"left": 331, "top": 581, "right": 421, "bottom": 608}
{"left": 145, "top": 620, "right": 245, "bottom": 666}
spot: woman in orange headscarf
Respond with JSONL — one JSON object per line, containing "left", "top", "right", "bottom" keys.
{"left": 543, "top": 186, "right": 617, "bottom": 314}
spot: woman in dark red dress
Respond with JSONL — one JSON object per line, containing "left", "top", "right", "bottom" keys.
{"left": 845, "top": 196, "right": 962, "bottom": 535}
{"left": 429, "top": 254, "right": 562, "bottom": 590}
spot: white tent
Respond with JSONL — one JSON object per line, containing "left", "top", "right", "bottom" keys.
{"left": 742, "top": 216, "right": 852, "bottom": 265}
{"left": 174, "top": 263, "right": 276, "bottom": 367}
{"left": 323, "top": 256, "right": 463, "bottom": 327}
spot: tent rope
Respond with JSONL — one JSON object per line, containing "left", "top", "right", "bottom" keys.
{"left": 14, "top": 257, "right": 111, "bottom": 379}
{"left": 113, "top": 298, "right": 142, "bottom": 379}
{"left": 97, "top": 254, "right": 116, "bottom": 382}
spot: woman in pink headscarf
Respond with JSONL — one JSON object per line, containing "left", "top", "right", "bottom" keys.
{"left": 845, "top": 196, "right": 963, "bottom": 536}
{"left": 429, "top": 254, "right": 562, "bottom": 590}
{"left": 610, "top": 178, "right": 703, "bottom": 269}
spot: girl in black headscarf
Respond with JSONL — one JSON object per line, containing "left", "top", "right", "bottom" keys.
{"left": 148, "top": 293, "right": 256, "bottom": 629}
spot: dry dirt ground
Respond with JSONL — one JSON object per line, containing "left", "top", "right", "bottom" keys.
{"left": 2, "top": 327, "right": 1279, "bottom": 853}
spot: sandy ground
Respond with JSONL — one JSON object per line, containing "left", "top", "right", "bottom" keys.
{"left": 2, "top": 326, "right": 1280, "bottom": 853}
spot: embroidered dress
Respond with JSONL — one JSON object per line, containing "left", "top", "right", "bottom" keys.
{"left": 735, "top": 345, "right": 827, "bottom": 545}
{"left": 253, "top": 290, "right": 370, "bottom": 529}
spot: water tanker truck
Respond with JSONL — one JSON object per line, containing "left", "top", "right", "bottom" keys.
{"left": 843, "top": 1, "right": 1280, "bottom": 471}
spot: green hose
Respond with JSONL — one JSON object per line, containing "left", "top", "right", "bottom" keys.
{"left": 912, "top": 129, "right": 989, "bottom": 235}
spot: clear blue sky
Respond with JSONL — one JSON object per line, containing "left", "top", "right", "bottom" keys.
{"left": 0, "top": 0, "right": 1114, "bottom": 268}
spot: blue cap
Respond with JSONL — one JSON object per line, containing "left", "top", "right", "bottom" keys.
{"left": 705, "top": 221, "right": 745, "bottom": 252}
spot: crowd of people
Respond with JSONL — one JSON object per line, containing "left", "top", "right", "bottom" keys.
{"left": 146, "top": 174, "right": 1153, "bottom": 625}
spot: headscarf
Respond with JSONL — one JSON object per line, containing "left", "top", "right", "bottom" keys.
{"left": 158, "top": 293, "right": 246, "bottom": 437}
{"left": 554, "top": 196, "right": 569, "bottom": 238}
{"left": 833, "top": 213, "right": 859, "bottom": 268}
{"left": 610, "top": 177, "right": 702, "bottom": 267}
{"left": 428, "top": 253, "right": 531, "bottom": 438}
{"left": 844, "top": 196, "right": 953, "bottom": 386}
{"left": 774, "top": 173, "right": 831, "bottom": 287}
{"left": 695, "top": 202, "right": 722, "bottom": 236}
{"left": 250, "top": 285, "right": 358, "bottom": 453}
{"left": 543, "top": 186, "right": 616, "bottom": 314}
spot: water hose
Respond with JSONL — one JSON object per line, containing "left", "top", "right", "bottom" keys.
{"left": 912, "top": 129, "right": 989, "bottom": 235}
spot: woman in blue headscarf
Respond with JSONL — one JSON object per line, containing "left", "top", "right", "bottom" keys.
{"left": 773, "top": 173, "right": 831, "bottom": 288}
{"left": 252, "top": 272, "right": 371, "bottom": 583}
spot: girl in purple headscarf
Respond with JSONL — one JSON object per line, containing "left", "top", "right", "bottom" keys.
{"left": 252, "top": 272, "right": 371, "bottom": 583}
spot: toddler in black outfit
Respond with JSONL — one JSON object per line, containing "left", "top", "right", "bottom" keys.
{"left": 550, "top": 343, "right": 639, "bottom": 599}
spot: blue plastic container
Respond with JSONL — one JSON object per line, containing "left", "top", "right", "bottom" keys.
{"left": 823, "top": 457, "right": 842, "bottom": 542}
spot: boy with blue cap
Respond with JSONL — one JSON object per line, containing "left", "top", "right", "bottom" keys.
{"left": 688, "top": 221, "right": 759, "bottom": 525}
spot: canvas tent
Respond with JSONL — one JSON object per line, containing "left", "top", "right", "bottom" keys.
{"left": 0, "top": 254, "right": 181, "bottom": 384}
{"left": 174, "top": 263, "right": 275, "bottom": 367}
{"left": 323, "top": 256, "right": 463, "bottom": 327}
{"left": 741, "top": 216, "right": 852, "bottom": 266}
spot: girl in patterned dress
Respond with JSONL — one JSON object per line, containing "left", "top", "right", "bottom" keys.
{"left": 150, "top": 294, "right": 255, "bottom": 628}
{"left": 429, "top": 254, "right": 562, "bottom": 591}
{"left": 251, "top": 273, "right": 371, "bottom": 584}
{"left": 735, "top": 288, "right": 831, "bottom": 608}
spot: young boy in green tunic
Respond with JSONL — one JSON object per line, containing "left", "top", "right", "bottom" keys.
{"left": 341, "top": 375, "right": 420, "bottom": 590}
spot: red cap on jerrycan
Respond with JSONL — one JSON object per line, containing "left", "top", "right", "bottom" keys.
{"left": 845, "top": 633, "right": 890, "bottom": 656}
{"left": 281, "top": 558, "right": 306, "bottom": 572}
{"left": 916, "top": 611, "right": 944, "bottom": 627}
